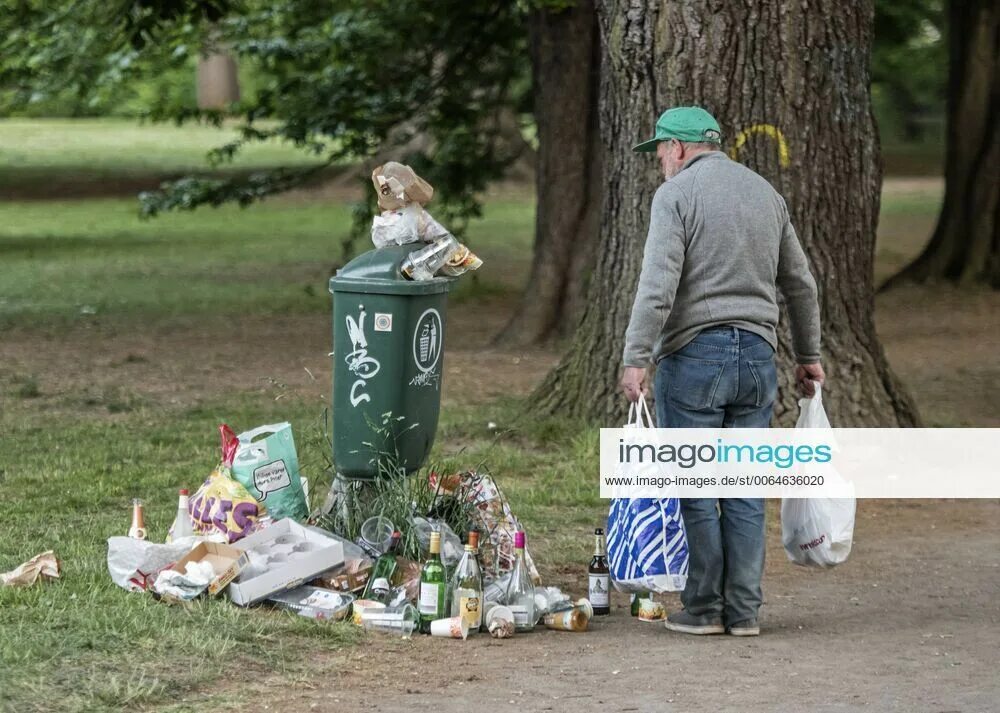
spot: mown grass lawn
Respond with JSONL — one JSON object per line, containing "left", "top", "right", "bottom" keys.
{"left": 0, "top": 119, "right": 943, "bottom": 711}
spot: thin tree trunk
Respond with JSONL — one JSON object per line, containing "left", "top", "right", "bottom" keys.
{"left": 536, "top": 0, "right": 920, "bottom": 428}
{"left": 884, "top": 0, "right": 999, "bottom": 288}
{"left": 497, "top": 0, "right": 602, "bottom": 346}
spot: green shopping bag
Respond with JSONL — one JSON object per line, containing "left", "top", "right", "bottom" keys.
{"left": 232, "top": 422, "right": 308, "bottom": 521}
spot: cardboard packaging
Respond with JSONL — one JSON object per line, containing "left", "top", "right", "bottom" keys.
{"left": 170, "top": 542, "right": 250, "bottom": 596}
{"left": 228, "top": 519, "right": 345, "bottom": 606}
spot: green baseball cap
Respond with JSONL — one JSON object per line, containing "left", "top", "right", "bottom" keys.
{"left": 633, "top": 106, "right": 723, "bottom": 152}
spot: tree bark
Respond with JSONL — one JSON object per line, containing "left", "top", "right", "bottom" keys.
{"left": 536, "top": 0, "right": 920, "bottom": 428}
{"left": 497, "top": 0, "right": 603, "bottom": 346}
{"left": 197, "top": 52, "right": 240, "bottom": 110}
{"left": 884, "top": 0, "right": 999, "bottom": 288}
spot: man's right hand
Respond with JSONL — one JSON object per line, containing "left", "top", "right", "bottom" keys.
{"left": 795, "top": 363, "right": 826, "bottom": 397}
{"left": 619, "top": 366, "right": 647, "bottom": 402}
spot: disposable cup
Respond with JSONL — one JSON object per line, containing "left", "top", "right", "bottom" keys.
{"left": 430, "top": 615, "right": 469, "bottom": 639}
{"left": 361, "top": 603, "right": 418, "bottom": 637}
{"left": 484, "top": 605, "right": 514, "bottom": 629}
{"left": 359, "top": 516, "right": 395, "bottom": 556}
{"left": 351, "top": 599, "right": 386, "bottom": 626}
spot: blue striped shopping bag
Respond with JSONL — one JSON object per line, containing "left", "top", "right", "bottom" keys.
{"left": 607, "top": 396, "right": 688, "bottom": 593}
{"left": 607, "top": 497, "right": 688, "bottom": 592}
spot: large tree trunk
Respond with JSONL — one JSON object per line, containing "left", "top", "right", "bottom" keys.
{"left": 536, "top": 0, "right": 920, "bottom": 428}
{"left": 497, "top": 0, "right": 602, "bottom": 346}
{"left": 884, "top": 0, "right": 999, "bottom": 288}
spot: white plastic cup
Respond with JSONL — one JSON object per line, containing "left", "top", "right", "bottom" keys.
{"left": 361, "top": 603, "right": 418, "bottom": 637}
{"left": 430, "top": 615, "right": 469, "bottom": 639}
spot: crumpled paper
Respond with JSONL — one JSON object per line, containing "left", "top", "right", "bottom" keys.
{"left": 1, "top": 551, "right": 60, "bottom": 587}
{"left": 152, "top": 560, "right": 215, "bottom": 601}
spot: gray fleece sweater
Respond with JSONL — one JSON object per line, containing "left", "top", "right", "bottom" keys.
{"left": 623, "top": 151, "right": 821, "bottom": 367}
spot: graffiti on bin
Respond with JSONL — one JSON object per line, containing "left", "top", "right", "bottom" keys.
{"left": 345, "top": 307, "right": 381, "bottom": 406}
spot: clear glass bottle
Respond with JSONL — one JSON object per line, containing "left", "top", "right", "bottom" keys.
{"left": 418, "top": 530, "right": 447, "bottom": 633}
{"left": 504, "top": 531, "right": 535, "bottom": 632}
{"left": 167, "top": 489, "right": 193, "bottom": 542}
{"left": 450, "top": 531, "right": 484, "bottom": 634}
{"left": 588, "top": 528, "right": 610, "bottom": 615}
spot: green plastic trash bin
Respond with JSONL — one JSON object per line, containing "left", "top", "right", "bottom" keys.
{"left": 329, "top": 245, "right": 453, "bottom": 479}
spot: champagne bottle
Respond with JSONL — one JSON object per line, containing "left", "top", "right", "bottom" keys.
{"left": 589, "top": 528, "right": 611, "bottom": 615}
{"left": 505, "top": 531, "right": 535, "bottom": 632}
{"left": 128, "top": 498, "right": 147, "bottom": 540}
{"left": 450, "top": 531, "right": 484, "bottom": 635}
{"left": 418, "top": 530, "right": 447, "bottom": 633}
{"left": 363, "top": 530, "right": 401, "bottom": 600}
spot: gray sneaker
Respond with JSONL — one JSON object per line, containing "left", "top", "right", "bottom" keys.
{"left": 728, "top": 619, "right": 760, "bottom": 636}
{"left": 664, "top": 609, "right": 725, "bottom": 635}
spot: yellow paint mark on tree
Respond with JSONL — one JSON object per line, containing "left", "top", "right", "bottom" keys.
{"left": 729, "top": 124, "right": 790, "bottom": 167}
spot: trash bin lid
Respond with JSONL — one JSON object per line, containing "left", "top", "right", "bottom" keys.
{"left": 329, "top": 245, "right": 452, "bottom": 295}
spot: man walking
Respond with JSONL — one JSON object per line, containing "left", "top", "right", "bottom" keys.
{"left": 619, "top": 107, "right": 824, "bottom": 637}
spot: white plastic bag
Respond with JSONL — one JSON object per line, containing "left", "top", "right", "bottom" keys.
{"left": 371, "top": 204, "right": 451, "bottom": 248}
{"left": 107, "top": 537, "right": 198, "bottom": 592}
{"left": 781, "top": 382, "right": 856, "bottom": 567}
{"left": 607, "top": 395, "right": 688, "bottom": 593}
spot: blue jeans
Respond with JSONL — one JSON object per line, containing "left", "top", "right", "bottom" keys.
{"left": 654, "top": 326, "right": 777, "bottom": 625}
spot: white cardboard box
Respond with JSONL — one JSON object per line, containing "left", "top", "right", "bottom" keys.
{"left": 228, "top": 519, "right": 345, "bottom": 606}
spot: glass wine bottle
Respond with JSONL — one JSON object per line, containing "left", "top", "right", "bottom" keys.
{"left": 589, "top": 528, "right": 611, "bottom": 615}
{"left": 363, "top": 530, "right": 401, "bottom": 600}
{"left": 504, "top": 531, "right": 535, "bottom": 632}
{"left": 418, "top": 530, "right": 447, "bottom": 633}
{"left": 450, "top": 531, "right": 484, "bottom": 634}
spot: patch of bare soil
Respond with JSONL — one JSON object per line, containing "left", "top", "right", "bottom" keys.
{"left": 875, "top": 285, "right": 1000, "bottom": 426}
{"left": 205, "top": 500, "right": 1000, "bottom": 713}
{"left": 0, "top": 298, "right": 559, "bottom": 419}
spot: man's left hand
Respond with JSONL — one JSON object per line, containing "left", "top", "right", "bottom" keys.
{"left": 619, "top": 366, "right": 647, "bottom": 402}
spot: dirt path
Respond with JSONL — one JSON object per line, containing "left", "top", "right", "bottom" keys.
{"left": 226, "top": 501, "right": 1000, "bottom": 713}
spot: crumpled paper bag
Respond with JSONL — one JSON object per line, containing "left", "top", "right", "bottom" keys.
{"left": 1, "top": 551, "right": 60, "bottom": 587}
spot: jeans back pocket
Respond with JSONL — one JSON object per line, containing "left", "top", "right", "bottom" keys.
{"left": 664, "top": 353, "right": 728, "bottom": 411}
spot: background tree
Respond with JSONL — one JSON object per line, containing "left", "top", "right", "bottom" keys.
{"left": 885, "top": 0, "right": 999, "bottom": 287}
{"left": 537, "top": 0, "right": 921, "bottom": 428}
{"left": 872, "top": 0, "right": 947, "bottom": 143}
{"left": 0, "top": 0, "right": 530, "bottom": 238}
{"left": 498, "top": 0, "right": 602, "bottom": 345}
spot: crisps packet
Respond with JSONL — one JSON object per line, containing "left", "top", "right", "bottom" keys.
{"left": 189, "top": 425, "right": 267, "bottom": 543}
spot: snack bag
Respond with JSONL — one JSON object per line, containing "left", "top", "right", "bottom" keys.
{"left": 232, "top": 423, "right": 308, "bottom": 521}
{"left": 189, "top": 425, "right": 267, "bottom": 543}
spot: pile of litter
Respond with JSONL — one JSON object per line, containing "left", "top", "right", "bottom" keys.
{"left": 99, "top": 423, "right": 596, "bottom": 639}
{"left": 370, "top": 162, "right": 482, "bottom": 281}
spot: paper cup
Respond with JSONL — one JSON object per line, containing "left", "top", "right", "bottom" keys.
{"left": 485, "top": 605, "right": 514, "bottom": 629}
{"left": 430, "top": 615, "right": 469, "bottom": 639}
